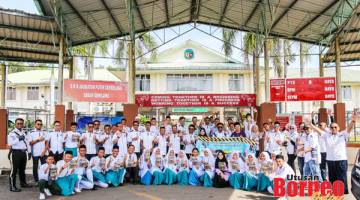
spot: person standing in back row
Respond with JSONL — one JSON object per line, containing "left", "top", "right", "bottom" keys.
{"left": 8, "top": 118, "right": 31, "bottom": 192}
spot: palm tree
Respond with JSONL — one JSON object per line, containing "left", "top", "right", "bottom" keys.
{"left": 113, "top": 33, "right": 158, "bottom": 65}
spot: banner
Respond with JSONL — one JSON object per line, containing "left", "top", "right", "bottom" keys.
{"left": 196, "top": 137, "right": 256, "bottom": 154}
{"left": 135, "top": 94, "right": 256, "bottom": 107}
{"left": 276, "top": 115, "right": 290, "bottom": 129}
{"left": 270, "top": 79, "right": 286, "bottom": 101}
{"left": 64, "top": 79, "right": 128, "bottom": 102}
{"left": 270, "top": 77, "right": 336, "bottom": 102}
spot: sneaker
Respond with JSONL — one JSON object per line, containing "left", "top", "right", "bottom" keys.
{"left": 39, "top": 193, "right": 46, "bottom": 200}
{"left": 75, "top": 188, "right": 82, "bottom": 193}
{"left": 44, "top": 188, "right": 52, "bottom": 196}
{"left": 267, "top": 186, "right": 274, "bottom": 194}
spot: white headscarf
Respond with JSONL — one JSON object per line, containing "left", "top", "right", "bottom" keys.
{"left": 150, "top": 147, "right": 162, "bottom": 164}
{"left": 200, "top": 148, "right": 215, "bottom": 166}
{"left": 259, "top": 151, "right": 272, "bottom": 164}
{"left": 165, "top": 148, "right": 176, "bottom": 165}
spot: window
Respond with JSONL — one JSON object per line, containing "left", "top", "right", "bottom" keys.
{"left": 6, "top": 87, "right": 16, "bottom": 100}
{"left": 229, "top": 74, "right": 244, "bottom": 91}
{"left": 136, "top": 74, "right": 150, "bottom": 91}
{"left": 341, "top": 86, "right": 352, "bottom": 100}
{"left": 166, "top": 74, "right": 213, "bottom": 91}
{"left": 27, "top": 86, "right": 39, "bottom": 100}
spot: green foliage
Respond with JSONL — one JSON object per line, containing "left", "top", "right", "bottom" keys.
{"left": 139, "top": 115, "right": 150, "bottom": 125}
{"left": 5, "top": 61, "right": 52, "bottom": 74}
{"left": 222, "top": 28, "right": 238, "bottom": 57}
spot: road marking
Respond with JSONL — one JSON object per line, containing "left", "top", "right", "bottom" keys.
{"left": 126, "top": 189, "right": 163, "bottom": 200}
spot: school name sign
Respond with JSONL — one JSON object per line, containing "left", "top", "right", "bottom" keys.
{"left": 64, "top": 79, "right": 128, "bottom": 102}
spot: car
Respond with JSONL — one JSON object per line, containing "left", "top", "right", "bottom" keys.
{"left": 351, "top": 149, "right": 360, "bottom": 200}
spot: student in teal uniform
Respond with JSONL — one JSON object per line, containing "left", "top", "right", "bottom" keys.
{"left": 56, "top": 151, "right": 79, "bottom": 196}
{"left": 38, "top": 154, "right": 61, "bottom": 200}
{"left": 89, "top": 147, "right": 108, "bottom": 188}
{"left": 176, "top": 150, "right": 189, "bottom": 185}
{"left": 150, "top": 147, "right": 164, "bottom": 185}
{"left": 257, "top": 152, "right": 274, "bottom": 192}
{"left": 242, "top": 153, "right": 259, "bottom": 191}
{"left": 163, "top": 148, "right": 177, "bottom": 185}
{"left": 199, "top": 148, "right": 215, "bottom": 187}
{"left": 228, "top": 151, "right": 246, "bottom": 189}
{"left": 105, "top": 145, "right": 126, "bottom": 187}
{"left": 139, "top": 149, "right": 152, "bottom": 185}
{"left": 188, "top": 148, "right": 204, "bottom": 186}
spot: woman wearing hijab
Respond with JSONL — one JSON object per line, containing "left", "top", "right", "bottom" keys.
{"left": 228, "top": 151, "right": 246, "bottom": 189}
{"left": 163, "top": 148, "right": 177, "bottom": 185}
{"left": 249, "top": 125, "right": 261, "bottom": 157}
{"left": 242, "top": 153, "right": 259, "bottom": 191}
{"left": 151, "top": 147, "right": 165, "bottom": 185}
{"left": 199, "top": 148, "right": 215, "bottom": 187}
{"left": 139, "top": 149, "right": 152, "bottom": 185}
{"left": 188, "top": 148, "right": 204, "bottom": 186}
{"left": 213, "top": 150, "right": 230, "bottom": 188}
{"left": 176, "top": 150, "right": 189, "bottom": 185}
{"left": 257, "top": 152, "right": 274, "bottom": 192}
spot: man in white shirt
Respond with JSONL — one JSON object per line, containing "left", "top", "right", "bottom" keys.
{"left": 317, "top": 122, "right": 328, "bottom": 181}
{"left": 154, "top": 126, "right": 168, "bottom": 156}
{"left": 127, "top": 121, "right": 141, "bottom": 158}
{"left": 168, "top": 125, "right": 181, "bottom": 155}
{"left": 140, "top": 121, "right": 155, "bottom": 152}
{"left": 201, "top": 117, "right": 213, "bottom": 136}
{"left": 177, "top": 116, "right": 186, "bottom": 134}
{"left": 309, "top": 114, "right": 356, "bottom": 194}
{"left": 303, "top": 125, "right": 322, "bottom": 181}
{"left": 64, "top": 122, "right": 81, "bottom": 157}
{"left": 80, "top": 122, "right": 97, "bottom": 160}
{"left": 93, "top": 120, "right": 102, "bottom": 135}
{"left": 213, "top": 123, "right": 228, "bottom": 138}
{"left": 163, "top": 116, "right": 172, "bottom": 134}
{"left": 28, "top": 119, "right": 47, "bottom": 183}
{"left": 183, "top": 124, "right": 197, "bottom": 158}
{"left": 121, "top": 118, "right": 131, "bottom": 133}
{"left": 285, "top": 124, "right": 298, "bottom": 172}
{"left": 243, "top": 113, "right": 255, "bottom": 137}
{"left": 46, "top": 121, "right": 65, "bottom": 162}
{"left": 150, "top": 118, "right": 159, "bottom": 136}
{"left": 113, "top": 123, "right": 128, "bottom": 156}
{"left": 266, "top": 122, "right": 285, "bottom": 155}
{"left": 100, "top": 125, "right": 114, "bottom": 157}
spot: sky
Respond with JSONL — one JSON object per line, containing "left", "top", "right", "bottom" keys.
{"left": 1, "top": 0, "right": 358, "bottom": 73}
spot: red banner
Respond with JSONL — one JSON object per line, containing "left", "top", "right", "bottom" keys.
{"left": 270, "top": 79, "right": 286, "bottom": 101}
{"left": 64, "top": 79, "right": 128, "bottom": 102}
{"left": 270, "top": 77, "right": 336, "bottom": 102}
{"left": 276, "top": 115, "right": 290, "bottom": 129}
{"left": 135, "top": 94, "right": 256, "bottom": 107}
{"left": 294, "top": 115, "right": 303, "bottom": 129}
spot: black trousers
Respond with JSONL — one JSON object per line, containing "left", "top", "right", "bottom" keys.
{"left": 327, "top": 160, "right": 348, "bottom": 194}
{"left": 320, "top": 152, "right": 327, "bottom": 181}
{"left": 125, "top": 167, "right": 139, "bottom": 183}
{"left": 9, "top": 150, "right": 27, "bottom": 188}
{"left": 287, "top": 154, "right": 297, "bottom": 173}
{"left": 32, "top": 156, "right": 46, "bottom": 182}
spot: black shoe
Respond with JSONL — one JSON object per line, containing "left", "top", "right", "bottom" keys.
{"left": 20, "top": 183, "right": 32, "bottom": 188}
{"left": 10, "top": 187, "right": 21, "bottom": 192}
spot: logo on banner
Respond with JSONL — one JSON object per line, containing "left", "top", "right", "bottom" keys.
{"left": 184, "top": 48, "right": 194, "bottom": 60}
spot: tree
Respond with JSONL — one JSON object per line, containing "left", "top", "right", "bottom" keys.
{"left": 113, "top": 33, "right": 158, "bottom": 65}
{"left": 222, "top": 28, "right": 238, "bottom": 58}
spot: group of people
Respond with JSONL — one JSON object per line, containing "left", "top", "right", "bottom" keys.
{"left": 7, "top": 112, "right": 356, "bottom": 199}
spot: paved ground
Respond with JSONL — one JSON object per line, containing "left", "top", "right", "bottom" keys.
{"left": 0, "top": 174, "right": 356, "bottom": 200}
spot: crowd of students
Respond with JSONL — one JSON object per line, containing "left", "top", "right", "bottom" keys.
{"left": 7, "top": 113, "right": 356, "bottom": 199}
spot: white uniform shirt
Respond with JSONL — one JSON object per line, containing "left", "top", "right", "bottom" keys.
{"left": 155, "top": 135, "right": 167, "bottom": 156}
{"left": 81, "top": 132, "right": 97, "bottom": 154}
{"left": 274, "top": 164, "right": 294, "bottom": 180}
{"left": 201, "top": 124, "right": 213, "bottom": 136}
{"left": 7, "top": 128, "right": 30, "bottom": 151}
{"left": 28, "top": 129, "right": 47, "bottom": 157}
{"left": 46, "top": 131, "right": 64, "bottom": 154}
{"left": 56, "top": 160, "right": 75, "bottom": 177}
{"left": 267, "top": 131, "right": 285, "bottom": 154}
{"left": 102, "top": 134, "right": 114, "bottom": 155}
{"left": 125, "top": 153, "right": 138, "bottom": 167}
{"left": 141, "top": 131, "right": 155, "bottom": 151}
{"left": 90, "top": 156, "right": 107, "bottom": 173}
{"left": 169, "top": 133, "right": 181, "bottom": 154}
{"left": 38, "top": 163, "right": 57, "bottom": 181}
{"left": 177, "top": 124, "right": 186, "bottom": 133}
{"left": 127, "top": 130, "right": 141, "bottom": 153}
{"left": 325, "top": 131, "right": 349, "bottom": 161}
{"left": 106, "top": 154, "right": 125, "bottom": 171}
{"left": 304, "top": 132, "right": 320, "bottom": 163}
{"left": 150, "top": 126, "right": 159, "bottom": 136}
{"left": 184, "top": 133, "right": 196, "bottom": 154}
{"left": 64, "top": 131, "right": 81, "bottom": 149}
{"left": 214, "top": 130, "right": 227, "bottom": 138}
{"left": 164, "top": 125, "right": 172, "bottom": 134}
{"left": 286, "top": 131, "right": 298, "bottom": 155}
{"left": 113, "top": 131, "right": 128, "bottom": 156}
{"left": 318, "top": 133, "right": 327, "bottom": 153}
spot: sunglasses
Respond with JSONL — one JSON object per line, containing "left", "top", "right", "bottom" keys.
{"left": 94, "top": 123, "right": 100, "bottom": 125}
{"left": 16, "top": 123, "right": 23, "bottom": 125}
{"left": 331, "top": 126, "right": 338, "bottom": 129}
{"left": 36, "top": 123, "right": 43, "bottom": 126}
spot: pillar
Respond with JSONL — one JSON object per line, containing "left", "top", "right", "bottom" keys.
{"left": 318, "top": 107, "right": 328, "bottom": 124}
{"left": 123, "top": 104, "right": 139, "bottom": 127}
{"left": 257, "top": 103, "right": 276, "bottom": 152}
{"left": 65, "top": 109, "right": 74, "bottom": 131}
{"left": 335, "top": 37, "right": 342, "bottom": 103}
{"left": 255, "top": 51, "right": 260, "bottom": 106}
{"left": 58, "top": 36, "right": 64, "bottom": 105}
{"left": 0, "top": 64, "right": 6, "bottom": 108}
{"left": 319, "top": 54, "right": 325, "bottom": 108}
{"left": 127, "top": 0, "right": 136, "bottom": 104}
{"left": 300, "top": 43, "right": 305, "bottom": 113}
{"left": 67, "top": 57, "right": 74, "bottom": 110}
{"left": 264, "top": 39, "right": 270, "bottom": 102}
{"left": 0, "top": 109, "right": 7, "bottom": 149}
{"left": 334, "top": 103, "right": 346, "bottom": 131}
{"left": 55, "top": 105, "right": 65, "bottom": 131}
